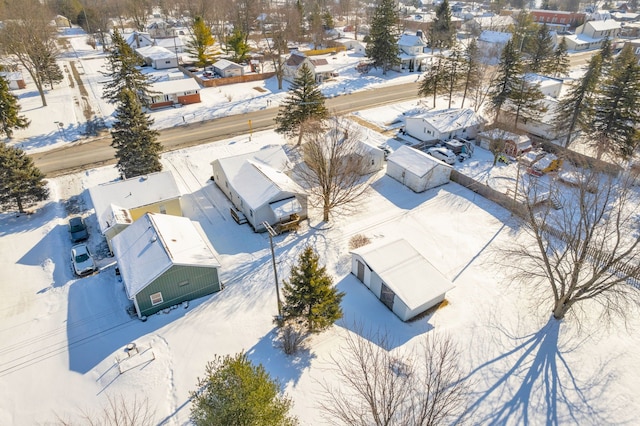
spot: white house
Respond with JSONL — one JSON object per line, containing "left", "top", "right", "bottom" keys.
{"left": 405, "top": 108, "right": 485, "bottom": 143}
{"left": 283, "top": 51, "right": 338, "bottom": 83}
{"left": 563, "top": 19, "right": 622, "bottom": 51}
{"left": 154, "top": 36, "right": 185, "bottom": 54}
{"left": 351, "top": 238, "right": 454, "bottom": 322}
{"left": 396, "top": 32, "right": 430, "bottom": 72}
{"left": 145, "top": 78, "right": 201, "bottom": 109}
{"left": 125, "top": 31, "right": 153, "bottom": 49}
{"left": 524, "top": 73, "right": 564, "bottom": 98}
{"left": 477, "top": 30, "right": 512, "bottom": 64}
{"left": 334, "top": 38, "right": 367, "bottom": 55}
{"left": 386, "top": 146, "right": 452, "bottom": 193}
{"left": 213, "top": 59, "right": 245, "bottom": 78}
{"left": 464, "top": 15, "right": 515, "bottom": 33}
{"left": 136, "top": 45, "right": 178, "bottom": 69}
{"left": 211, "top": 146, "right": 308, "bottom": 232}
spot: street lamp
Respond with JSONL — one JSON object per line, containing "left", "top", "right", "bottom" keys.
{"left": 262, "top": 221, "right": 283, "bottom": 320}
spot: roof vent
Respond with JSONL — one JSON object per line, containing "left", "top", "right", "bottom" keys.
{"left": 150, "top": 235, "right": 157, "bottom": 243}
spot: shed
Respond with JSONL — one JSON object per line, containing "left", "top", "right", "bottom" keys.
{"left": 477, "top": 129, "right": 532, "bottom": 157}
{"left": 386, "top": 146, "right": 452, "bottom": 193}
{"left": 211, "top": 146, "right": 308, "bottom": 232}
{"left": 405, "top": 108, "right": 485, "bottom": 143}
{"left": 88, "top": 171, "right": 182, "bottom": 253}
{"left": 111, "top": 213, "right": 222, "bottom": 319}
{"left": 135, "top": 45, "right": 178, "bottom": 69}
{"left": 351, "top": 238, "right": 454, "bottom": 321}
{"left": 213, "top": 59, "right": 245, "bottom": 78}
{"left": 0, "top": 72, "right": 26, "bottom": 90}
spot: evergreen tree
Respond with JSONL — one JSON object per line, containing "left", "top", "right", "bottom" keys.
{"left": 528, "top": 24, "right": 554, "bottom": 73}
{"left": 365, "top": 0, "right": 401, "bottom": 75}
{"left": 0, "top": 144, "right": 48, "bottom": 213}
{"left": 186, "top": 16, "right": 215, "bottom": 67}
{"left": 275, "top": 63, "right": 328, "bottom": 145}
{"left": 190, "top": 352, "right": 298, "bottom": 426}
{"left": 444, "top": 44, "right": 465, "bottom": 108}
{"left": 554, "top": 54, "right": 602, "bottom": 148}
{"left": 460, "top": 39, "right": 481, "bottom": 109}
{"left": 0, "top": 76, "right": 30, "bottom": 138}
{"left": 430, "top": 0, "right": 455, "bottom": 49}
{"left": 504, "top": 76, "right": 547, "bottom": 128}
{"left": 418, "top": 54, "right": 448, "bottom": 107}
{"left": 102, "top": 29, "right": 153, "bottom": 105}
{"left": 38, "top": 50, "right": 64, "bottom": 90}
{"left": 282, "top": 246, "right": 344, "bottom": 333}
{"left": 110, "top": 89, "right": 162, "bottom": 179}
{"left": 593, "top": 44, "right": 640, "bottom": 158}
{"left": 489, "top": 39, "right": 523, "bottom": 120}
{"left": 225, "top": 27, "right": 250, "bottom": 63}
{"left": 510, "top": 10, "right": 536, "bottom": 54}
{"left": 549, "top": 37, "right": 570, "bottom": 77}
{"left": 599, "top": 37, "right": 614, "bottom": 68}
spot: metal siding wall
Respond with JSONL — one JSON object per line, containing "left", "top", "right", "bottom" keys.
{"left": 136, "top": 265, "right": 221, "bottom": 317}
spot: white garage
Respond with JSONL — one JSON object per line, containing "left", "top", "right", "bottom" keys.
{"left": 351, "top": 238, "right": 454, "bottom": 322}
{"left": 386, "top": 146, "right": 452, "bottom": 193}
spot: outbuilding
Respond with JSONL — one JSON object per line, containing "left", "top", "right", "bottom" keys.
{"left": 112, "top": 213, "right": 222, "bottom": 319}
{"left": 386, "top": 146, "right": 452, "bottom": 193}
{"left": 351, "top": 238, "right": 454, "bottom": 322}
{"left": 211, "top": 146, "right": 308, "bottom": 232}
{"left": 135, "top": 45, "right": 178, "bottom": 69}
{"left": 212, "top": 59, "right": 245, "bottom": 78}
{"left": 404, "top": 108, "right": 485, "bottom": 143}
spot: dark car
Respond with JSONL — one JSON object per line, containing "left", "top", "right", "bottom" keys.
{"left": 69, "top": 217, "right": 88, "bottom": 242}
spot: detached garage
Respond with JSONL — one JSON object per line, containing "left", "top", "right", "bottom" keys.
{"left": 351, "top": 239, "right": 454, "bottom": 322}
{"left": 386, "top": 146, "right": 452, "bottom": 193}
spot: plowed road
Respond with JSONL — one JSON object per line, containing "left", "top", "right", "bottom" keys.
{"left": 32, "top": 81, "right": 420, "bottom": 177}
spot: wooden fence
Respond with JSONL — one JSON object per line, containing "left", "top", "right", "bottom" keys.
{"left": 178, "top": 66, "right": 275, "bottom": 87}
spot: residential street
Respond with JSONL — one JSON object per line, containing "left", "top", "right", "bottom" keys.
{"left": 31, "top": 81, "right": 420, "bottom": 177}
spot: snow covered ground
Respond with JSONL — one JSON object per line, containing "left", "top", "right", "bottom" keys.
{"left": 2, "top": 27, "right": 640, "bottom": 426}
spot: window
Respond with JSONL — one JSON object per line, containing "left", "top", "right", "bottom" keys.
{"left": 159, "top": 204, "right": 167, "bottom": 214}
{"left": 250, "top": 209, "right": 253, "bottom": 217}
{"left": 150, "top": 292, "right": 163, "bottom": 306}
{"left": 165, "top": 60, "right": 171, "bottom": 64}
{"left": 178, "top": 280, "right": 189, "bottom": 287}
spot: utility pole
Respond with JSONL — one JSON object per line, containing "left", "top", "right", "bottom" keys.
{"left": 263, "top": 222, "right": 283, "bottom": 319}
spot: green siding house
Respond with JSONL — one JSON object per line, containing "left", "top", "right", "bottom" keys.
{"left": 111, "top": 213, "right": 222, "bottom": 318}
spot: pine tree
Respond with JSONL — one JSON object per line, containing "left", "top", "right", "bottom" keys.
{"left": 282, "top": 246, "right": 344, "bottom": 333}
{"left": 190, "top": 352, "right": 298, "bottom": 426}
{"left": 460, "top": 39, "right": 481, "bottom": 109}
{"left": 102, "top": 29, "right": 153, "bottom": 105}
{"left": 186, "top": 16, "right": 215, "bottom": 67}
{"left": 0, "top": 144, "right": 49, "bottom": 213}
{"left": 365, "top": 0, "right": 401, "bottom": 75}
{"left": 0, "top": 76, "right": 30, "bottom": 138}
{"left": 275, "top": 63, "right": 328, "bottom": 145}
{"left": 225, "top": 28, "right": 250, "bottom": 63}
{"left": 110, "top": 89, "right": 162, "bottom": 179}
{"left": 430, "top": 0, "right": 455, "bottom": 49}
{"left": 549, "top": 37, "right": 570, "bottom": 77}
{"left": 554, "top": 54, "right": 602, "bottom": 148}
{"left": 490, "top": 39, "right": 523, "bottom": 120}
{"left": 528, "top": 24, "right": 554, "bottom": 74}
{"left": 444, "top": 44, "right": 465, "bottom": 108}
{"left": 418, "top": 54, "right": 448, "bottom": 107}
{"left": 593, "top": 44, "right": 640, "bottom": 158}
{"left": 504, "top": 76, "right": 547, "bottom": 128}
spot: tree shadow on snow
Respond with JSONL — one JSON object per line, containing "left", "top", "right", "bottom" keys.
{"left": 459, "top": 318, "right": 628, "bottom": 425}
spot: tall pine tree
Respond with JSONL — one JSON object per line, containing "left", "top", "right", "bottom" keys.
{"left": 0, "top": 144, "right": 48, "bottom": 213}
{"left": 549, "top": 37, "right": 570, "bottom": 78}
{"left": 102, "top": 29, "right": 153, "bottom": 105}
{"left": 444, "top": 44, "right": 465, "bottom": 108}
{"left": 460, "top": 39, "right": 481, "bottom": 109}
{"left": 430, "top": 0, "right": 455, "bottom": 49}
{"left": 418, "top": 54, "right": 448, "bottom": 107}
{"left": 490, "top": 39, "right": 523, "bottom": 120}
{"left": 365, "top": 0, "right": 400, "bottom": 74}
{"left": 186, "top": 16, "right": 216, "bottom": 67}
{"left": 504, "top": 76, "right": 547, "bottom": 128}
{"left": 528, "top": 24, "right": 554, "bottom": 74}
{"left": 275, "top": 63, "right": 328, "bottom": 146}
{"left": 554, "top": 54, "right": 602, "bottom": 148}
{"left": 282, "top": 246, "right": 344, "bottom": 333}
{"left": 593, "top": 44, "right": 640, "bottom": 158}
{"left": 110, "top": 88, "right": 162, "bottom": 179}
{"left": 0, "top": 76, "right": 30, "bottom": 138}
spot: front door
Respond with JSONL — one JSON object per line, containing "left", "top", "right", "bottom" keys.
{"left": 380, "top": 283, "right": 394, "bottom": 311}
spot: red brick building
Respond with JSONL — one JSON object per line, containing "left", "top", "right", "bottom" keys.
{"left": 530, "top": 10, "right": 585, "bottom": 29}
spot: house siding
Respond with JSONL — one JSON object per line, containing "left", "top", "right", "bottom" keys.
{"left": 135, "top": 265, "right": 221, "bottom": 317}
{"left": 130, "top": 198, "right": 182, "bottom": 221}
{"left": 177, "top": 93, "right": 201, "bottom": 105}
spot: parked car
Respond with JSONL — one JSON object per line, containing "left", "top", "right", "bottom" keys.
{"left": 68, "top": 217, "right": 88, "bottom": 242}
{"left": 426, "top": 147, "right": 456, "bottom": 165}
{"left": 71, "top": 244, "right": 97, "bottom": 277}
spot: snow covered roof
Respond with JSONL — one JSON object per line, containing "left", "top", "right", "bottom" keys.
{"left": 398, "top": 33, "right": 427, "bottom": 47}
{"left": 387, "top": 146, "right": 451, "bottom": 177}
{"left": 479, "top": 129, "right": 530, "bottom": 145}
{"left": 111, "top": 213, "right": 221, "bottom": 299}
{"left": 213, "top": 59, "right": 243, "bottom": 70}
{"left": 351, "top": 238, "right": 454, "bottom": 311}
{"left": 149, "top": 78, "right": 200, "bottom": 94}
{"left": 478, "top": 30, "right": 512, "bottom": 44}
{"left": 100, "top": 203, "right": 133, "bottom": 232}
{"left": 471, "top": 15, "right": 515, "bottom": 28}
{"left": 154, "top": 37, "right": 184, "bottom": 49}
{"left": 585, "top": 19, "right": 622, "bottom": 31}
{"left": 136, "top": 45, "right": 175, "bottom": 60}
{"left": 89, "top": 171, "right": 181, "bottom": 233}
{"left": 408, "top": 108, "right": 485, "bottom": 133}
{"left": 0, "top": 71, "right": 24, "bottom": 81}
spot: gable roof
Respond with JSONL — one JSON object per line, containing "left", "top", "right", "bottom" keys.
{"left": 585, "top": 19, "right": 622, "bottom": 31}
{"left": 286, "top": 52, "right": 308, "bottom": 67}
{"left": 112, "top": 213, "right": 221, "bottom": 299}
{"left": 89, "top": 171, "right": 181, "bottom": 233}
{"left": 478, "top": 30, "right": 512, "bottom": 43}
{"left": 136, "top": 45, "right": 175, "bottom": 60}
{"left": 398, "top": 33, "right": 427, "bottom": 47}
{"left": 387, "top": 146, "right": 451, "bottom": 177}
{"left": 408, "top": 108, "right": 485, "bottom": 133}
{"left": 148, "top": 78, "right": 201, "bottom": 95}
{"left": 213, "top": 59, "right": 243, "bottom": 70}
{"left": 351, "top": 238, "right": 454, "bottom": 311}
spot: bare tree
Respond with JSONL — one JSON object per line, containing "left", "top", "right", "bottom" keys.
{"left": 124, "top": 0, "right": 152, "bottom": 31}
{"left": 55, "top": 394, "right": 155, "bottom": 426}
{"left": 500, "top": 167, "right": 640, "bottom": 321}
{"left": 294, "top": 117, "right": 375, "bottom": 222}
{"left": 318, "top": 325, "right": 469, "bottom": 426}
{"left": 0, "top": 0, "right": 59, "bottom": 107}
